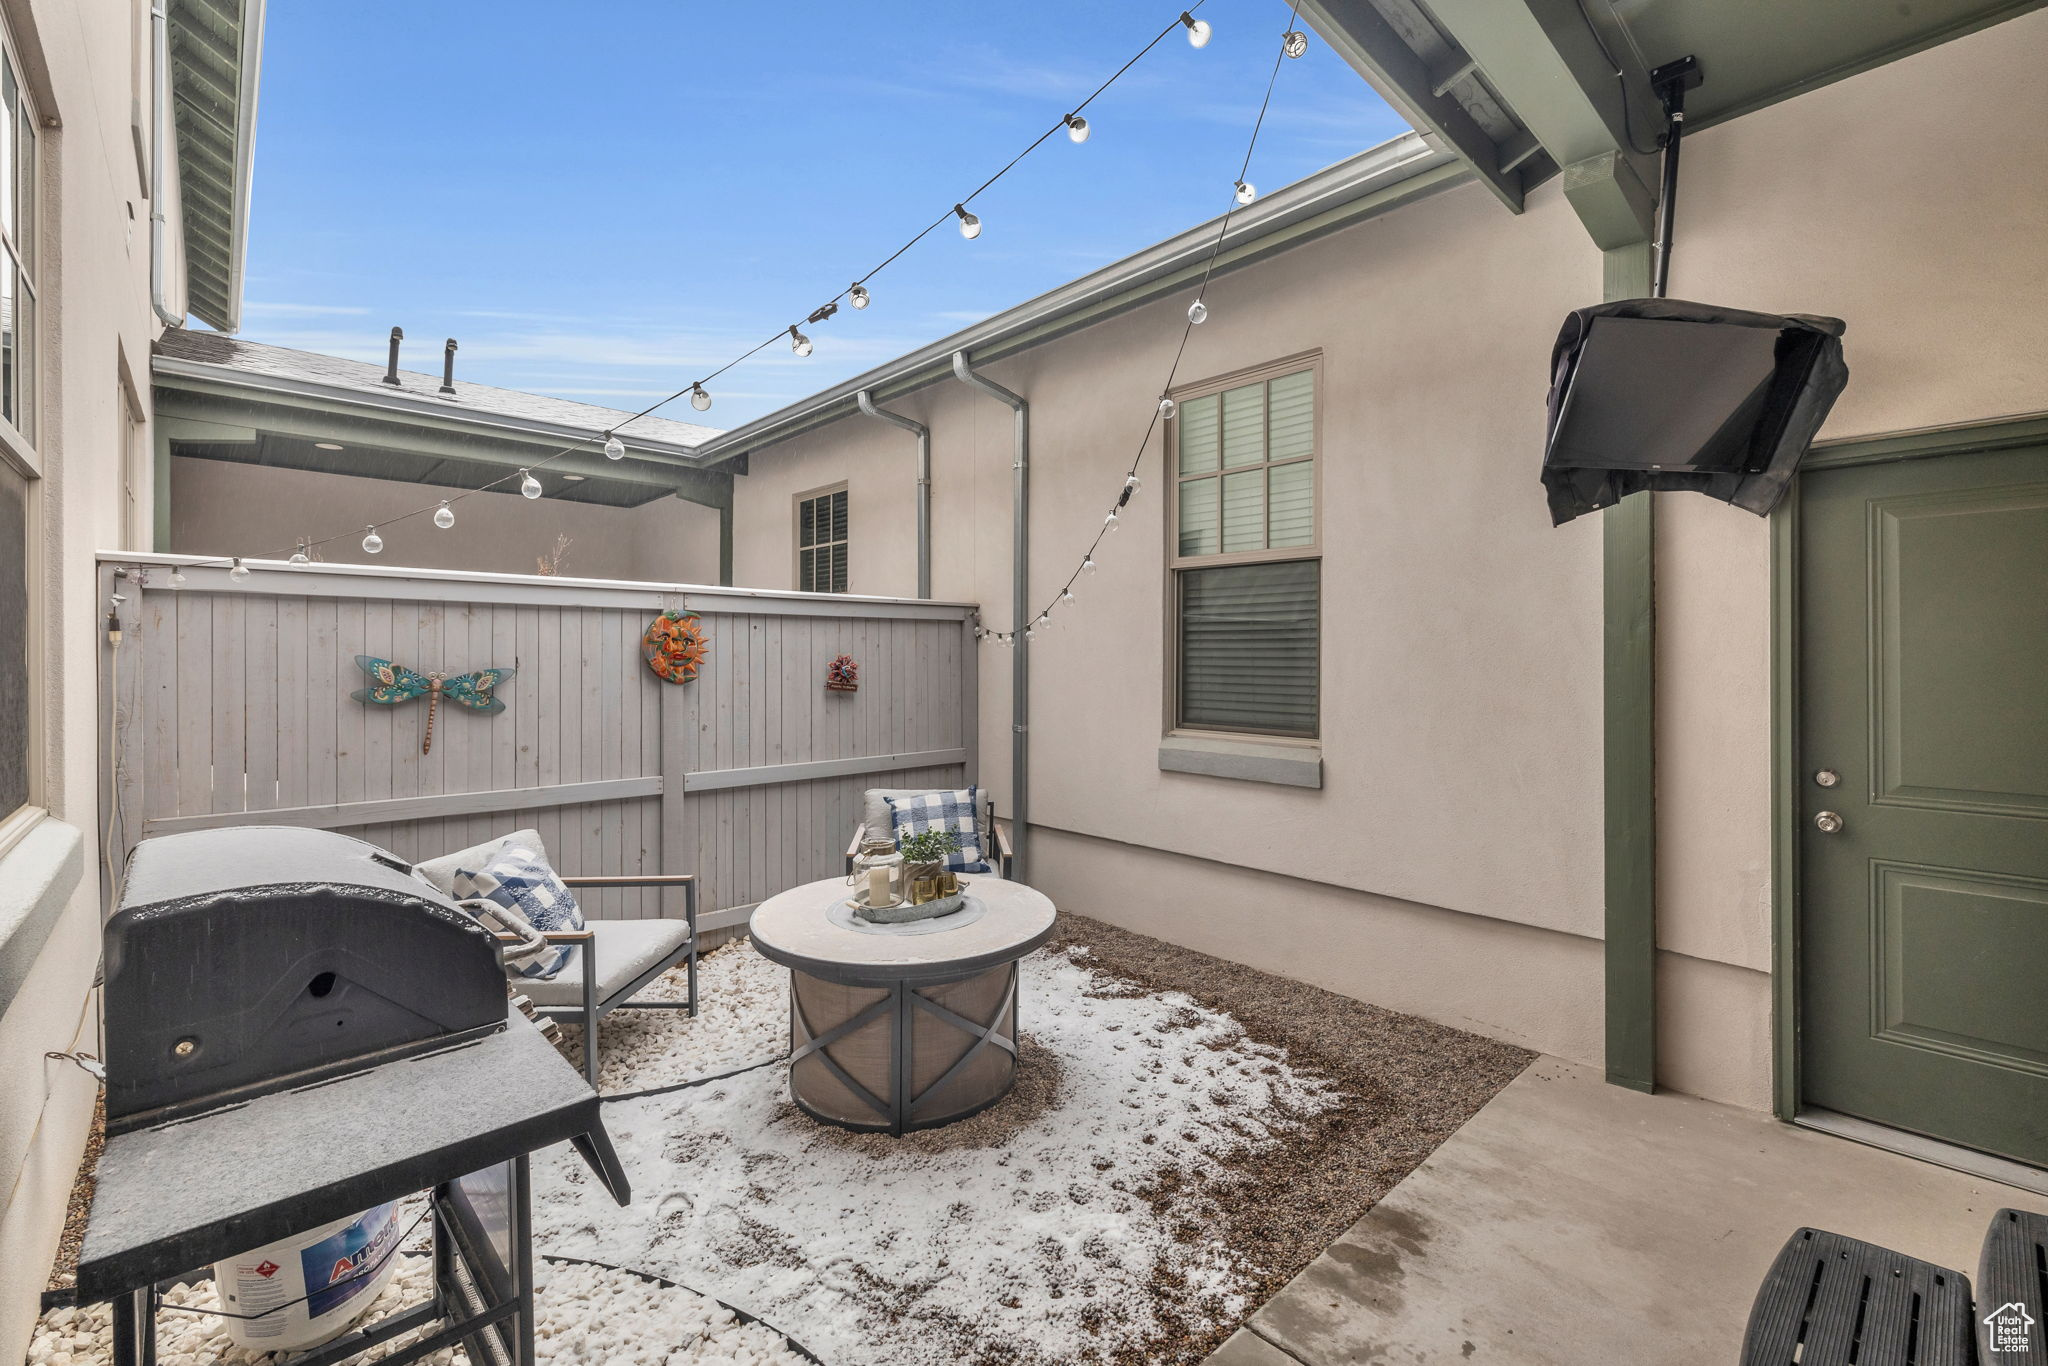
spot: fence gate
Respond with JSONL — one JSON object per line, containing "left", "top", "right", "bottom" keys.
{"left": 98, "top": 557, "right": 979, "bottom": 928}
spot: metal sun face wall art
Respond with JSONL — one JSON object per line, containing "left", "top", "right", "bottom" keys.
{"left": 643, "top": 609, "right": 709, "bottom": 684}
{"left": 351, "top": 656, "right": 515, "bottom": 754}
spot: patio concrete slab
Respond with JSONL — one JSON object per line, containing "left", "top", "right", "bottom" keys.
{"left": 1217, "top": 1056, "right": 2048, "bottom": 1365}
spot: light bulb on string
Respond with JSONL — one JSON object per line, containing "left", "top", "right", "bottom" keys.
{"left": 1180, "top": 12, "right": 1212, "bottom": 47}
{"left": 1083, "top": 556, "right": 1097, "bottom": 574}
{"left": 229, "top": 558, "right": 251, "bottom": 584}
{"left": 1125, "top": 473, "right": 1142, "bottom": 494}
{"left": 691, "top": 384, "right": 712, "bottom": 412}
{"left": 789, "top": 326, "right": 814, "bottom": 358}
{"left": 1061, "top": 588, "right": 1075, "bottom": 604}
{"left": 1283, "top": 30, "right": 1309, "bottom": 58}
{"left": 168, "top": 567, "right": 187, "bottom": 589}
{"left": 289, "top": 541, "right": 310, "bottom": 568}
{"left": 1064, "top": 114, "right": 1090, "bottom": 143}
{"left": 1158, "top": 396, "right": 1177, "bottom": 419}
{"left": 519, "top": 469, "right": 542, "bottom": 499}
{"left": 362, "top": 527, "right": 384, "bottom": 555}
{"left": 603, "top": 432, "right": 626, "bottom": 461}
{"left": 849, "top": 284, "right": 870, "bottom": 310}
{"left": 434, "top": 501, "right": 455, "bottom": 529}
{"left": 1235, "top": 180, "right": 1257, "bottom": 206}
{"left": 953, "top": 204, "right": 982, "bottom": 240}
{"left": 1188, "top": 299, "right": 1209, "bottom": 325}
{"left": 1105, "top": 509, "right": 1121, "bottom": 532}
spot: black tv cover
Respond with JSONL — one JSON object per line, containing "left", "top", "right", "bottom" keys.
{"left": 1541, "top": 298, "right": 1847, "bottom": 525}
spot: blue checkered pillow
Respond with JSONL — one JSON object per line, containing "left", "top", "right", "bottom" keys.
{"left": 451, "top": 842, "right": 584, "bottom": 979}
{"left": 886, "top": 787, "right": 990, "bottom": 874}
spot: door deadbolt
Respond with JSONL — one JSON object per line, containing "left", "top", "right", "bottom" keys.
{"left": 1814, "top": 769, "right": 1839, "bottom": 788}
{"left": 1814, "top": 811, "right": 1844, "bottom": 834}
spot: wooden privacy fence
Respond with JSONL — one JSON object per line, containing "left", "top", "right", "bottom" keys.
{"left": 97, "top": 556, "right": 980, "bottom": 928}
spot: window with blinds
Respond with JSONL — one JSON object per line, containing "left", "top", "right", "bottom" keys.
{"left": 797, "top": 487, "right": 848, "bottom": 594}
{"left": 1169, "top": 362, "right": 1319, "bottom": 738}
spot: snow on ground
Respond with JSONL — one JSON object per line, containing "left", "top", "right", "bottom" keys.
{"left": 25, "top": 1254, "right": 809, "bottom": 1365}
{"left": 533, "top": 941, "right": 1345, "bottom": 1366}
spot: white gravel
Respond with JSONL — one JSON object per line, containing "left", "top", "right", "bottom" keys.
{"left": 532, "top": 940, "right": 1343, "bottom": 1366}
{"left": 25, "top": 1254, "right": 811, "bottom": 1365}
{"left": 557, "top": 940, "right": 789, "bottom": 1095}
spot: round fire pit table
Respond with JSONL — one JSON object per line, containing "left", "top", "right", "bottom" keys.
{"left": 749, "top": 874, "right": 1056, "bottom": 1134}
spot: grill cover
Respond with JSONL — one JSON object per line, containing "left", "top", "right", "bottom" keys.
{"left": 105, "top": 827, "right": 508, "bottom": 1131}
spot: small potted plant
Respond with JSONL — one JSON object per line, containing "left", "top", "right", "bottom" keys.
{"left": 896, "top": 829, "right": 961, "bottom": 906}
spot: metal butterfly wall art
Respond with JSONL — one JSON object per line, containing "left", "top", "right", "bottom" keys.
{"left": 352, "top": 656, "right": 515, "bottom": 755}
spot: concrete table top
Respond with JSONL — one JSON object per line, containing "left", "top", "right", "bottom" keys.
{"left": 750, "top": 875, "right": 1056, "bottom": 986}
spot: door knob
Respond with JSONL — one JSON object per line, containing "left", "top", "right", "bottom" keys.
{"left": 1814, "top": 811, "right": 1844, "bottom": 834}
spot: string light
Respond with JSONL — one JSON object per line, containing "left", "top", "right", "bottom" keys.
{"left": 987, "top": 6, "right": 1301, "bottom": 649}
{"left": 789, "top": 326, "right": 814, "bottom": 358}
{"left": 289, "top": 541, "right": 311, "bottom": 567}
{"left": 434, "top": 501, "right": 456, "bottom": 529}
{"left": 168, "top": 567, "right": 187, "bottom": 589}
{"left": 229, "top": 557, "right": 251, "bottom": 583}
{"left": 177, "top": 2, "right": 1218, "bottom": 576}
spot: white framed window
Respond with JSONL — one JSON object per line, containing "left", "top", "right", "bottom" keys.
{"left": 0, "top": 23, "right": 38, "bottom": 855}
{"left": 1167, "top": 356, "right": 1320, "bottom": 739}
{"left": 796, "top": 485, "right": 848, "bottom": 594}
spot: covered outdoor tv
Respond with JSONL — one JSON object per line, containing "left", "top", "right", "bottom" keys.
{"left": 1541, "top": 298, "right": 1847, "bottom": 525}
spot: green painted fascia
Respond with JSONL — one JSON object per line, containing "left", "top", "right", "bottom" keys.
{"left": 1805, "top": 410, "right": 2048, "bottom": 470}
{"left": 1602, "top": 239, "right": 1657, "bottom": 1095}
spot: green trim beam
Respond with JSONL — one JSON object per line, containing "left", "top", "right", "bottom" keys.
{"left": 1602, "top": 239, "right": 1656, "bottom": 1094}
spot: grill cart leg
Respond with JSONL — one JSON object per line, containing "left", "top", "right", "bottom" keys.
{"left": 110, "top": 1285, "right": 156, "bottom": 1366}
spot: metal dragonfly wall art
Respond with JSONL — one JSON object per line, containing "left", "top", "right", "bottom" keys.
{"left": 352, "top": 656, "right": 515, "bottom": 755}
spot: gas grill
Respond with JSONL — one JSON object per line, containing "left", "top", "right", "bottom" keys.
{"left": 75, "top": 826, "right": 631, "bottom": 1366}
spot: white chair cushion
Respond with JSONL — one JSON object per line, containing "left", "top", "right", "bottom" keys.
{"left": 519, "top": 919, "right": 692, "bottom": 1007}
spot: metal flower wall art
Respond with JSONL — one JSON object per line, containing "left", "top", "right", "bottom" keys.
{"left": 352, "top": 656, "right": 515, "bottom": 754}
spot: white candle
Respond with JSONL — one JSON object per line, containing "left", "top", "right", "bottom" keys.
{"left": 868, "top": 864, "right": 893, "bottom": 906}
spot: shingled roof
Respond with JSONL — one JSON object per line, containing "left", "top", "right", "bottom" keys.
{"left": 154, "top": 328, "right": 723, "bottom": 458}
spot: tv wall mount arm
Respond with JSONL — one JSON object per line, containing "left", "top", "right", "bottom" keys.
{"left": 1649, "top": 55, "right": 1703, "bottom": 300}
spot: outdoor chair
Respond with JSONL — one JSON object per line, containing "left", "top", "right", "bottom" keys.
{"left": 845, "top": 788, "right": 1013, "bottom": 880}
{"left": 493, "top": 874, "right": 699, "bottom": 1088}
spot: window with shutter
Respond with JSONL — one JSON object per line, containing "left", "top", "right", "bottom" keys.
{"left": 795, "top": 486, "right": 849, "bottom": 593}
{"left": 1167, "top": 360, "right": 1319, "bottom": 739}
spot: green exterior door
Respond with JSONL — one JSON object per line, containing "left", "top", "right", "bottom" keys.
{"left": 1799, "top": 440, "right": 2048, "bottom": 1166}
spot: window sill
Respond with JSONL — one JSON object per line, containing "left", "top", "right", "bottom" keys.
{"left": 0, "top": 815, "right": 86, "bottom": 1020}
{"left": 1158, "top": 734, "right": 1322, "bottom": 789}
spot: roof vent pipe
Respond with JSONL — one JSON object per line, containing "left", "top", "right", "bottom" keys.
{"left": 854, "top": 390, "right": 930, "bottom": 599}
{"left": 382, "top": 327, "right": 403, "bottom": 386}
{"left": 950, "top": 351, "right": 1029, "bottom": 884}
{"left": 439, "top": 338, "right": 458, "bottom": 395}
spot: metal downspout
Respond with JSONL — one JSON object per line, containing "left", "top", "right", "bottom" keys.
{"left": 949, "top": 352, "right": 1028, "bottom": 884}
{"left": 854, "top": 390, "right": 931, "bottom": 599}
{"left": 148, "top": 0, "right": 182, "bottom": 328}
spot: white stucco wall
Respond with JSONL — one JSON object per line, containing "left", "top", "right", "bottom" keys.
{"left": 729, "top": 11, "right": 2048, "bottom": 1113}
{"left": 0, "top": 0, "right": 179, "bottom": 1355}
{"left": 169, "top": 458, "right": 725, "bottom": 585}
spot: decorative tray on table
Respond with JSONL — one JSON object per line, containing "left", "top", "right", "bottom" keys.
{"left": 847, "top": 885, "right": 967, "bottom": 924}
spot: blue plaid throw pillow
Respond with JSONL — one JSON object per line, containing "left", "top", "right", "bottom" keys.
{"left": 886, "top": 787, "right": 990, "bottom": 874}
{"left": 451, "top": 842, "right": 584, "bottom": 979}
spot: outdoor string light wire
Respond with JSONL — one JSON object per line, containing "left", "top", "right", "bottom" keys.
{"left": 160, "top": 1, "right": 1218, "bottom": 578}
{"left": 985, "top": 2, "right": 1309, "bottom": 645}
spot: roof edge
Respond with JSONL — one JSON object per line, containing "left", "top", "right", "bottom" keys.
{"left": 689, "top": 131, "right": 1460, "bottom": 466}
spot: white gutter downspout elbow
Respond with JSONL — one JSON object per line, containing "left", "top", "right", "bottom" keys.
{"left": 148, "top": 0, "right": 182, "bottom": 328}
{"left": 949, "top": 351, "right": 1029, "bottom": 884}
{"left": 854, "top": 390, "right": 931, "bottom": 599}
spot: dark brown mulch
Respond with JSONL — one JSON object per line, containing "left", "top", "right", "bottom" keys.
{"left": 44, "top": 1091, "right": 105, "bottom": 1293}
{"left": 1045, "top": 912, "right": 1533, "bottom": 1365}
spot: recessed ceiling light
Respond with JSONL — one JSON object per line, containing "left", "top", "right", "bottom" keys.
{"left": 315, "top": 442, "right": 344, "bottom": 451}
{"left": 561, "top": 474, "right": 585, "bottom": 481}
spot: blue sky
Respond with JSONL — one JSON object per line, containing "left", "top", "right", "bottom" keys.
{"left": 237, "top": 2, "right": 1405, "bottom": 429}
